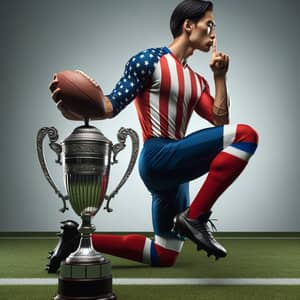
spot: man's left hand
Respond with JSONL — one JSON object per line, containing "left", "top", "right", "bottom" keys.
{"left": 209, "top": 37, "right": 229, "bottom": 77}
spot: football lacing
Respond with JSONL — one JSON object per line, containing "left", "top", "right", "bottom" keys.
{"left": 75, "top": 70, "right": 100, "bottom": 88}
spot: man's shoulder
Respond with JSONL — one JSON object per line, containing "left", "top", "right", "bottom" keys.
{"left": 127, "top": 47, "right": 168, "bottom": 66}
{"left": 133, "top": 46, "right": 168, "bottom": 57}
{"left": 124, "top": 47, "right": 168, "bottom": 76}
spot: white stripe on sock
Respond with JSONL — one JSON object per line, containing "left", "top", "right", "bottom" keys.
{"left": 223, "top": 125, "right": 237, "bottom": 148}
{"left": 222, "top": 146, "right": 252, "bottom": 161}
{"left": 142, "top": 237, "right": 152, "bottom": 264}
{"left": 154, "top": 235, "right": 184, "bottom": 253}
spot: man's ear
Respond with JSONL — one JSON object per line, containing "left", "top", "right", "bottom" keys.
{"left": 182, "top": 19, "right": 194, "bottom": 34}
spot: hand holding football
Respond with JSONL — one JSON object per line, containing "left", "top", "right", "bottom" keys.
{"left": 49, "top": 70, "right": 105, "bottom": 119}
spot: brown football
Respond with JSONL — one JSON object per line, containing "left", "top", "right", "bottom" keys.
{"left": 53, "top": 70, "right": 105, "bottom": 119}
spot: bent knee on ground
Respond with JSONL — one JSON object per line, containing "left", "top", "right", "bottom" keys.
{"left": 152, "top": 247, "right": 179, "bottom": 267}
{"left": 151, "top": 237, "right": 183, "bottom": 267}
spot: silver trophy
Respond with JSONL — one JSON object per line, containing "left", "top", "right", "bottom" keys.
{"left": 37, "top": 120, "right": 139, "bottom": 300}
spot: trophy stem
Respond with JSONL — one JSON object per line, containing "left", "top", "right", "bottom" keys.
{"left": 65, "top": 215, "right": 104, "bottom": 264}
{"left": 57, "top": 214, "right": 115, "bottom": 299}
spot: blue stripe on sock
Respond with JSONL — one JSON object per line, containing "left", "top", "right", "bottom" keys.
{"left": 231, "top": 142, "right": 257, "bottom": 154}
{"left": 150, "top": 241, "right": 160, "bottom": 266}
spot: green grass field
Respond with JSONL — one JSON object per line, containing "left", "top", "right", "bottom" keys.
{"left": 1, "top": 285, "right": 300, "bottom": 300}
{"left": 0, "top": 234, "right": 299, "bottom": 299}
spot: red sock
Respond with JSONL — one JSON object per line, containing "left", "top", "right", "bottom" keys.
{"left": 188, "top": 151, "right": 247, "bottom": 219}
{"left": 188, "top": 124, "right": 258, "bottom": 220}
{"left": 91, "top": 233, "right": 180, "bottom": 267}
{"left": 91, "top": 234, "right": 146, "bottom": 263}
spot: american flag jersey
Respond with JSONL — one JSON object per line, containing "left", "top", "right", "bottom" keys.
{"left": 108, "top": 47, "right": 215, "bottom": 141}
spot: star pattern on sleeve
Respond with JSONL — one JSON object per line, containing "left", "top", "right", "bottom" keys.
{"left": 108, "top": 47, "right": 167, "bottom": 116}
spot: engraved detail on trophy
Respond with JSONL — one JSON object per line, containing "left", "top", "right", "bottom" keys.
{"left": 66, "top": 143, "right": 104, "bottom": 154}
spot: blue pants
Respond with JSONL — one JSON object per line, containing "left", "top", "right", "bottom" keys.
{"left": 139, "top": 126, "right": 225, "bottom": 237}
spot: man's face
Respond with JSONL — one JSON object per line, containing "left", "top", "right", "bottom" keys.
{"left": 188, "top": 10, "right": 216, "bottom": 52}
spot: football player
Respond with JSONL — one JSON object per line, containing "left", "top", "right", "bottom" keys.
{"left": 47, "top": 0, "right": 258, "bottom": 272}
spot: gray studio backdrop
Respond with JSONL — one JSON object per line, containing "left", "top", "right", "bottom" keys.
{"left": 1, "top": 0, "right": 300, "bottom": 232}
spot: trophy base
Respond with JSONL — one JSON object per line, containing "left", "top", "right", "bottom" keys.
{"left": 54, "top": 259, "right": 116, "bottom": 300}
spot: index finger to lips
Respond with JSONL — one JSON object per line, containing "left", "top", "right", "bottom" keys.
{"left": 212, "top": 38, "right": 217, "bottom": 54}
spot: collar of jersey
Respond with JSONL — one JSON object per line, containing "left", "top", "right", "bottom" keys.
{"left": 163, "top": 46, "right": 188, "bottom": 68}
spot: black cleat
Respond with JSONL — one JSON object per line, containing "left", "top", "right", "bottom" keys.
{"left": 174, "top": 209, "right": 227, "bottom": 259}
{"left": 46, "top": 220, "right": 81, "bottom": 273}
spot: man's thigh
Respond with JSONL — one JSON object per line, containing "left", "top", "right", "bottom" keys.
{"left": 140, "top": 126, "right": 224, "bottom": 191}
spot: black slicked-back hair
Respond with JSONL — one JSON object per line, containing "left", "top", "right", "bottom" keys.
{"left": 170, "top": 0, "right": 213, "bottom": 38}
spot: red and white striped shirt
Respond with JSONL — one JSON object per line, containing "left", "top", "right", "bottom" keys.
{"left": 109, "top": 47, "right": 215, "bottom": 141}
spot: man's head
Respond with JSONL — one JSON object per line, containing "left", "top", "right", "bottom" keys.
{"left": 170, "top": 0, "right": 215, "bottom": 52}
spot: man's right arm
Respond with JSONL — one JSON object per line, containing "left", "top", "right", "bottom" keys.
{"left": 51, "top": 48, "right": 162, "bottom": 121}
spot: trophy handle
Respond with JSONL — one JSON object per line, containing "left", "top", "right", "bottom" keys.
{"left": 36, "top": 127, "right": 69, "bottom": 213}
{"left": 104, "top": 127, "right": 139, "bottom": 212}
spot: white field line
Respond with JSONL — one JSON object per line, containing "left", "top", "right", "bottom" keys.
{"left": 0, "top": 278, "right": 300, "bottom": 286}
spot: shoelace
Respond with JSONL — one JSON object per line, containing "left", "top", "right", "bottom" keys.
{"left": 193, "top": 217, "right": 218, "bottom": 236}
{"left": 200, "top": 218, "right": 218, "bottom": 240}
{"left": 207, "top": 218, "right": 218, "bottom": 232}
